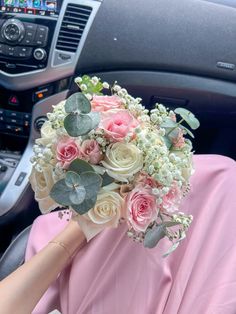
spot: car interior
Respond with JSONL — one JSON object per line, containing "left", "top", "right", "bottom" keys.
{"left": 0, "top": 0, "right": 235, "bottom": 279}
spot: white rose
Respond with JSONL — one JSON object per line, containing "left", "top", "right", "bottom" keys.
{"left": 101, "top": 143, "right": 143, "bottom": 182}
{"left": 36, "top": 121, "right": 56, "bottom": 146}
{"left": 75, "top": 190, "right": 124, "bottom": 241}
{"left": 29, "top": 165, "right": 58, "bottom": 213}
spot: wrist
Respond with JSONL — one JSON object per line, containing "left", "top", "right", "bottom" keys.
{"left": 53, "top": 219, "right": 86, "bottom": 256}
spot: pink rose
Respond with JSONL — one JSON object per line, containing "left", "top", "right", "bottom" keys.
{"left": 172, "top": 129, "right": 185, "bottom": 149}
{"left": 100, "top": 109, "right": 139, "bottom": 142}
{"left": 91, "top": 95, "right": 124, "bottom": 112}
{"left": 126, "top": 187, "right": 158, "bottom": 232}
{"left": 161, "top": 182, "right": 182, "bottom": 212}
{"left": 134, "top": 172, "right": 159, "bottom": 188}
{"left": 169, "top": 112, "right": 177, "bottom": 122}
{"left": 56, "top": 138, "right": 82, "bottom": 168}
{"left": 81, "top": 139, "right": 103, "bottom": 164}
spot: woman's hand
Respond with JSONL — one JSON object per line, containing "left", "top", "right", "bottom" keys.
{"left": 0, "top": 218, "right": 86, "bottom": 314}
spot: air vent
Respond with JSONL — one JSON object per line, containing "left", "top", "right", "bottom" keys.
{"left": 56, "top": 4, "right": 92, "bottom": 53}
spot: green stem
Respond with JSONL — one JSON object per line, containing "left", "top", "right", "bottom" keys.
{"left": 166, "top": 118, "right": 184, "bottom": 136}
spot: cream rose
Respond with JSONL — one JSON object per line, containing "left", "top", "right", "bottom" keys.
{"left": 29, "top": 165, "right": 58, "bottom": 213}
{"left": 36, "top": 121, "right": 56, "bottom": 146}
{"left": 101, "top": 143, "right": 143, "bottom": 182}
{"left": 75, "top": 190, "right": 124, "bottom": 241}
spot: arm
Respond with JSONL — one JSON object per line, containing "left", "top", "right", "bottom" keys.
{"left": 0, "top": 219, "right": 85, "bottom": 314}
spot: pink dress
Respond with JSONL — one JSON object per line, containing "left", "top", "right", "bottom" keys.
{"left": 25, "top": 155, "right": 236, "bottom": 314}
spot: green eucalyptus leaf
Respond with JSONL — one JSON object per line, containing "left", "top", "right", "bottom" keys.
{"left": 88, "top": 111, "right": 100, "bottom": 130}
{"left": 64, "top": 113, "right": 92, "bottom": 137}
{"left": 68, "top": 159, "right": 94, "bottom": 175}
{"left": 101, "top": 172, "right": 114, "bottom": 187}
{"left": 65, "top": 92, "right": 91, "bottom": 114}
{"left": 179, "top": 125, "right": 195, "bottom": 138}
{"left": 72, "top": 195, "right": 97, "bottom": 215}
{"left": 144, "top": 225, "right": 166, "bottom": 248}
{"left": 161, "top": 118, "right": 178, "bottom": 128}
{"left": 162, "top": 242, "right": 180, "bottom": 258}
{"left": 162, "top": 221, "right": 181, "bottom": 228}
{"left": 80, "top": 171, "right": 102, "bottom": 199}
{"left": 80, "top": 171, "right": 102, "bottom": 187}
{"left": 162, "top": 232, "right": 186, "bottom": 257}
{"left": 65, "top": 171, "right": 81, "bottom": 188}
{"left": 163, "top": 136, "right": 172, "bottom": 149}
{"left": 69, "top": 186, "right": 86, "bottom": 205}
{"left": 175, "top": 108, "right": 200, "bottom": 130}
{"left": 50, "top": 179, "right": 73, "bottom": 206}
{"left": 167, "top": 128, "right": 179, "bottom": 139}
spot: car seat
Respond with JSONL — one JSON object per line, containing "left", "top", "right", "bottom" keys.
{"left": 0, "top": 225, "right": 31, "bottom": 280}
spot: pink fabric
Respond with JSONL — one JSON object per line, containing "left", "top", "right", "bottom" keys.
{"left": 25, "top": 155, "right": 236, "bottom": 314}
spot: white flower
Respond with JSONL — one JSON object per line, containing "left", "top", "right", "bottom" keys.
{"left": 88, "top": 191, "right": 123, "bottom": 224}
{"left": 172, "top": 150, "right": 194, "bottom": 182}
{"left": 75, "top": 190, "right": 124, "bottom": 241}
{"left": 29, "top": 165, "right": 58, "bottom": 213}
{"left": 102, "top": 82, "right": 110, "bottom": 89}
{"left": 80, "top": 84, "right": 87, "bottom": 91}
{"left": 35, "top": 121, "right": 56, "bottom": 146}
{"left": 91, "top": 76, "right": 99, "bottom": 85}
{"left": 101, "top": 142, "right": 143, "bottom": 182}
{"left": 85, "top": 93, "right": 92, "bottom": 100}
{"left": 113, "top": 84, "right": 121, "bottom": 92}
{"left": 74, "top": 77, "right": 82, "bottom": 84}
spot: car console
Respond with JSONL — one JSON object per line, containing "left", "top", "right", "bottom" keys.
{"left": 0, "top": 17, "right": 54, "bottom": 73}
{"left": 0, "top": 0, "right": 101, "bottom": 223}
{"left": 0, "top": 0, "right": 60, "bottom": 74}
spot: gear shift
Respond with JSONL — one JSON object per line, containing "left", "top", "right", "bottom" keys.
{"left": 0, "top": 152, "right": 21, "bottom": 197}
{"left": 0, "top": 164, "right": 8, "bottom": 172}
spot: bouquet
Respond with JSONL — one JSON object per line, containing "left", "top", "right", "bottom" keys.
{"left": 29, "top": 75, "right": 200, "bottom": 256}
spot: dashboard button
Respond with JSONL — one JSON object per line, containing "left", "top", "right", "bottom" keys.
{"left": 15, "top": 172, "right": 27, "bottom": 186}
{"left": 0, "top": 43, "right": 6, "bottom": 55}
{"left": 5, "top": 124, "right": 23, "bottom": 134}
{"left": 38, "top": 26, "right": 48, "bottom": 33}
{"left": 14, "top": 126, "right": 24, "bottom": 133}
{"left": 5, "top": 45, "right": 17, "bottom": 57}
{"left": 21, "top": 28, "right": 36, "bottom": 46}
{"left": 23, "top": 119, "right": 30, "bottom": 128}
{"left": 8, "top": 95, "right": 20, "bottom": 106}
{"left": 5, "top": 110, "right": 23, "bottom": 119}
{"left": 34, "top": 26, "right": 48, "bottom": 47}
{"left": 33, "top": 85, "right": 53, "bottom": 102}
{"left": 35, "top": 39, "right": 44, "bottom": 46}
{"left": 33, "top": 48, "right": 46, "bottom": 60}
{"left": 25, "top": 23, "right": 37, "bottom": 32}
{"left": 6, "top": 117, "right": 22, "bottom": 125}
{"left": 17, "top": 46, "right": 32, "bottom": 58}
{"left": 5, "top": 124, "right": 14, "bottom": 132}
{"left": 21, "top": 37, "right": 33, "bottom": 45}
{"left": 23, "top": 113, "right": 31, "bottom": 120}
{"left": 1, "top": 19, "right": 25, "bottom": 43}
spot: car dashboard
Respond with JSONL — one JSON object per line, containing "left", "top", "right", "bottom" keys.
{"left": 0, "top": 0, "right": 235, "bottom": 253}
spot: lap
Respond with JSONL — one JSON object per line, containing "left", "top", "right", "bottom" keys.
{"left": 26, "top": 155, "right": 236, "bottom": 314}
